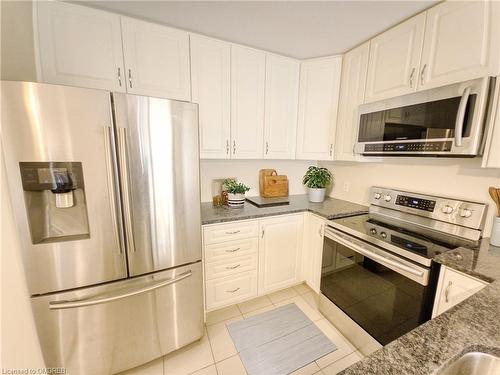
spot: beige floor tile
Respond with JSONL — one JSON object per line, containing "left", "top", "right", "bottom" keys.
{"left": 189, "top": 364, "right": 217, "bottom": 375}
{"left": 117, "top": 357, "right": 163, "bottom": 375}
{"left": 224, "top": 315, "right": 244, "bottom": 325}
{"left": 216, "top": 355, "right": 247, "bottom": 375}
{"left": 237, "top": 295, "right": 273, "bottom": 314}
{"left": 293, "top": 283, "right": 313, "bottom": 295}
{"left": 164, "top": 329, "right": 214, "bottom": 375}
{"left": 274, "top": 297, "right": 322, "bottom": 322}
{"left": 301, "top": 291, "right": 320, "bottom": 309}
{"left": 206, "top": 305, "right": 242, "bottom": 325}
{"left": 242, "top": 304, "right": 276, "bottom": 318}
{"left": 314, "top": 320, "right": 356, "bottom": 369}
{"left": 267, "top": 287, "right": 299, "bottom": 303}
{"left": 321, "top": 351, "right": 363, "bottom": 375}
{"left": 289, "top": 361, "right": 321, "bottom": 375}
{"left": 207, "top": 321, "right": 238, "bottom": 362}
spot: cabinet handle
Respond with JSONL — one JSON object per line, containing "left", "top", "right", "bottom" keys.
{"left": 266, "top": 141, "right": 269, "bottom": 155}
{"left": 261, "top": 229, "right": 265, "bottom": 238}
{"left": 409, "top": 67, "right": 416, "bottom": 87}
{"left": 117, "top": 67, "right": 122, "bottom": 87}
{"left": 226, "top": 264, "right": 241, "bottom": 270}
{"left": 352, "top": 144, "right": 356, "bottom": 155}
{"left": 420, "top": 64, "right": 427, "bottom": 86}
{"left": 128, "top": 69, "right": 133, "bottom": 88}
{"left": 318, "top": 225, "right": 323, "bottom": 237}
{"left": 444, "top": 281, "right": 452, "bottom": 303}
{"left": 226, "top": 287, "right": 240, "bottom": 293}
{"left": 226, "top": 140, "right": 230, "bottom": 154}
{"left": 329, "top": 144, "right": 333, "bottom": 156}
{"left": 233, "top": 140, "right": 236, "bottom": 154}
{"left": 225, "top": 230, "right": 240, "bottom": 234}
{"left": 225, "top": 247, "right": 241, "bottom": 253}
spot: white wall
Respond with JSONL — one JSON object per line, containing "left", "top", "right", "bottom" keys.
{"left": 200, "top": 159, "right": 316, "bottom": 202}
{"left": 321, "top": 158, "right": 500, "bottom": 236}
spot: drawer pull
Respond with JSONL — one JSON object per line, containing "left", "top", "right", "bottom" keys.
{"left": 226, "top": 264, "right": 241, "bottom": 270}
{"left": 225, "top": 230, "right": 241, "bottom": 234}
{"left": 445, "top": 281, "right": 452, "bottom": 303}
{"left": 226, "top": 287, "right": 240, "bottom": 293}
{"left": 225, "top": 247, "right": 241, "bottom": 253}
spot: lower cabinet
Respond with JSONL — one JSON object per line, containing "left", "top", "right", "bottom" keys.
{"left": 432, "top": 265, "right": 488, "bottom": 317}
{"left": 301, "top": 213, "right": 325, "bottom": 293}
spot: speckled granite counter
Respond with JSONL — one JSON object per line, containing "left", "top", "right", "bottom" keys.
{"left": 340, "top": 239, "right": 500, "bottom": 375}
{"left": 201, "top": 195, "right": 368, "bottom": 225}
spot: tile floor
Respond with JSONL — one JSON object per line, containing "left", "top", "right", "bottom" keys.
{"left": 119, "top": 284, "right": 363, "bottom": 375}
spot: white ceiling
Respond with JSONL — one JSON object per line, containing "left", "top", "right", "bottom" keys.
{"left": 76, "top": 1, "right": 435, "bottom": 59}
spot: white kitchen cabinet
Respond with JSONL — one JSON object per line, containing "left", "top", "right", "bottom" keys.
{"left": 121, "top": 17, "right": 191, "bottom": 100}
{"left": 296, "top": 56, "right": 342, "bottom": 160}
{"left": 191, "top": 35, "right": 231, "bottom": 159}
{"left": 258, "top": 214, "right": 303, "bottom": 294}
{"left": 335, "top": 42, "right": 370, "bottom": 161}
{"left": 419, "top": 1, "right": 500, "bottom": 90}
{"left": 432, "top": 266, "right": 488, "bottom": 318}
{"left": 365, "top": 13, "right": 426, "bottom": 103}
{"left": 231, "top": 45, "right": 266, "bottom": 159}
{"left": 263, "top": 54, "right": 300, "bottom": 159}
{"left": 482, "top": 77, "right": 500, "bottom": 168}
{"left": 301, "top": 214, "right": 324, "bottom": 293}
{"left": 35, "top": 1, "right": 125, "bottom": 92}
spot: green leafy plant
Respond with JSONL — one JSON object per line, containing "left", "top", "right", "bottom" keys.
{"left": 302, "top": 166, "right": 333, "bottom": 189}
{"left": 223, "top": 178, "right": 251, "bottom": 195}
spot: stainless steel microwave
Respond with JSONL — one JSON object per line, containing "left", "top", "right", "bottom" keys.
{"left": 354, "top": 77, "right": 495, "bottom": 157}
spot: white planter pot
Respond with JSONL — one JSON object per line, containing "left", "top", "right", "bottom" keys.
{"left": 308, "top": 188, "right": 326, "bottom": 203}
{"left": 227, "top": 193, "right": 245, "bottom": 208}
{"left": 491, "top": 216, "right": 500, "bottom": 247}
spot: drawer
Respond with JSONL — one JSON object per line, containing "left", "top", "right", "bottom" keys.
{"left": 205, "top": 271, "right": 258, "bottom": 310}
{"left": 205, "top": 238, "right": 258, "bottom": 263}
{"left": 205, "top": 253, "right": 258, "bottom": 280}
{"left": 203, "top": 221, "right": 259, "bottom": 245}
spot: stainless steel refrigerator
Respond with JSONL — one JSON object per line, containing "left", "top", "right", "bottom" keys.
{"left": 1, "top": 81, "right": 203, "bottom": 374}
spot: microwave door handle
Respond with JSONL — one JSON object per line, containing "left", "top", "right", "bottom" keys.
{"left": 454, "top": 87, "right": 471, "bottom": 147}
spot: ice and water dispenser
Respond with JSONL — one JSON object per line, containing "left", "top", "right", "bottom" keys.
{"left": 19, "top": 162, "right": 90, "bottom": 244}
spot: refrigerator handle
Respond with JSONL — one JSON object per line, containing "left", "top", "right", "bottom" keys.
{"left": 117, "top": 127, "right": 136, "bottom": 253}
{"left": 103, "top": 125, "right": 126, "bottom": 254}
{"left": 48, "top": 270, "right": 193, "bottom": 310}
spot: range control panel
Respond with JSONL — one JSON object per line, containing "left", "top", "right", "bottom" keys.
{"left": 369, "top": 187, "right": 487, "bottom": 230}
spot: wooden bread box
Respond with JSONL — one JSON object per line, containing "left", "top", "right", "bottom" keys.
{"left": 259, "top": 169, "right": 289, "bottom": 198}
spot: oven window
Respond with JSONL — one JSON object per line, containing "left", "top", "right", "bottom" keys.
{"left": 358, "top": 95, "right": 476, "bottom": 142}
{"left": 320, "top": 238, "right": 429, "bottom": 345}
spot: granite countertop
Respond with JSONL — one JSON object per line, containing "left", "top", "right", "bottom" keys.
{"left": 341, "top": 239, "right": 500, "bottom": 375}
{"left": 201, "top": 195, "right": 368, "bottom": 225}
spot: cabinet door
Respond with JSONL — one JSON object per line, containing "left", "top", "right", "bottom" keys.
{"left": 259, "top": 215, "right": 304, "bottom": 294}
{"left": 231, "top": 45, "right": 266, "bottom": 159}
{"left": 364, "top": 13, "right": 426, "bottom": 103}
{"left": 35, "top": 1, "right": 125, "bottom": 92}
{"left": 296, "top": 56, "right": 342, "bottom": 160}
{"left": 191, "top": 35, "right": 231, "bottom": 159}
{"left": 335, "top": 42, "right": 370, "bottom": 161}
{"left": 264, "top": 54, "right": 300, "bottom": 159}
{"left": 482, "top": 78, "right": 500, "bottom": 168}
{"left": 302, "top": 214, "right": 324, "bottom": 293}
{"left": 121, "top": 17, "right": 190, "bottom": 100}
{"left": 420, "top": 1, "right": 500, "bottom": 90}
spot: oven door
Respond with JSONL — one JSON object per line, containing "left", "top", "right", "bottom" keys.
{"left": 320, "top": 226, "right": 435, "bottom": 345}
{"left": 355, "top": 77, "right": 493, "bottom": 156}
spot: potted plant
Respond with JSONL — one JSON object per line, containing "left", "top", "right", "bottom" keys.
{"left": 223, "top": 178, "right": 251, "bottom": 208}
{"left": 302, "top": 166, "right": 333, "bottom": 203}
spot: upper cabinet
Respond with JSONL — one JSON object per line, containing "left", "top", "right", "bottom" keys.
{"left": 230, "top": 45, "right": 266, "bottom": 159}
{"left": 121, "top": 17, "right": 191, "bottom": 100}
{"left": 190, "top": 35, "right": 231, "bottom": 159}
{"left": 36, "top": 1, "right": 125, "bottom": 92}
{"left": 365, "top": 13, "right": 426, "bottom": 103}
{"left": 263, "top": 54, "right": 300, "bottom": 159}
{"left": 296, "top": 56, "right": 342, "bottom": 160}
{"left": 419, "top": 1, "right": 500, "bottom": 90}
{"left": 335, "top": 42, "right": 370, "bottom": 161}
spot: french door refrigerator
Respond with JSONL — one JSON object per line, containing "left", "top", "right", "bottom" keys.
{"left": 1, "top": 81, "right": 203, "bottom": 375}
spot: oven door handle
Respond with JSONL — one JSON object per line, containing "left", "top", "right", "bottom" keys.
{"left": 454, "top": 86, "right": 471, "bottom": 147}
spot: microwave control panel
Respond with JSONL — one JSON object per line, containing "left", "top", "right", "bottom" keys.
{"left": 363, "top": 141, "right": 452, "bottom": 153}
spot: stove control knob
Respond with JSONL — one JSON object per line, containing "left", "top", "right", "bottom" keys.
{"left": 384, "top": 195, "right": 392, "bottom": 202}
{"left": 370, "top": 228, "right": 377, "bottom": 235}
{"left": 374, "top": 193, "right": 381, "bottom": 200}
{"left": 441, "top": 205, "right": 454, "bottom": 214}
{"left": 380, "top": 232, "right": 387, "bottom": 239}
{"left": 460, "top": 208, "right": 472, "bottom": 218}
